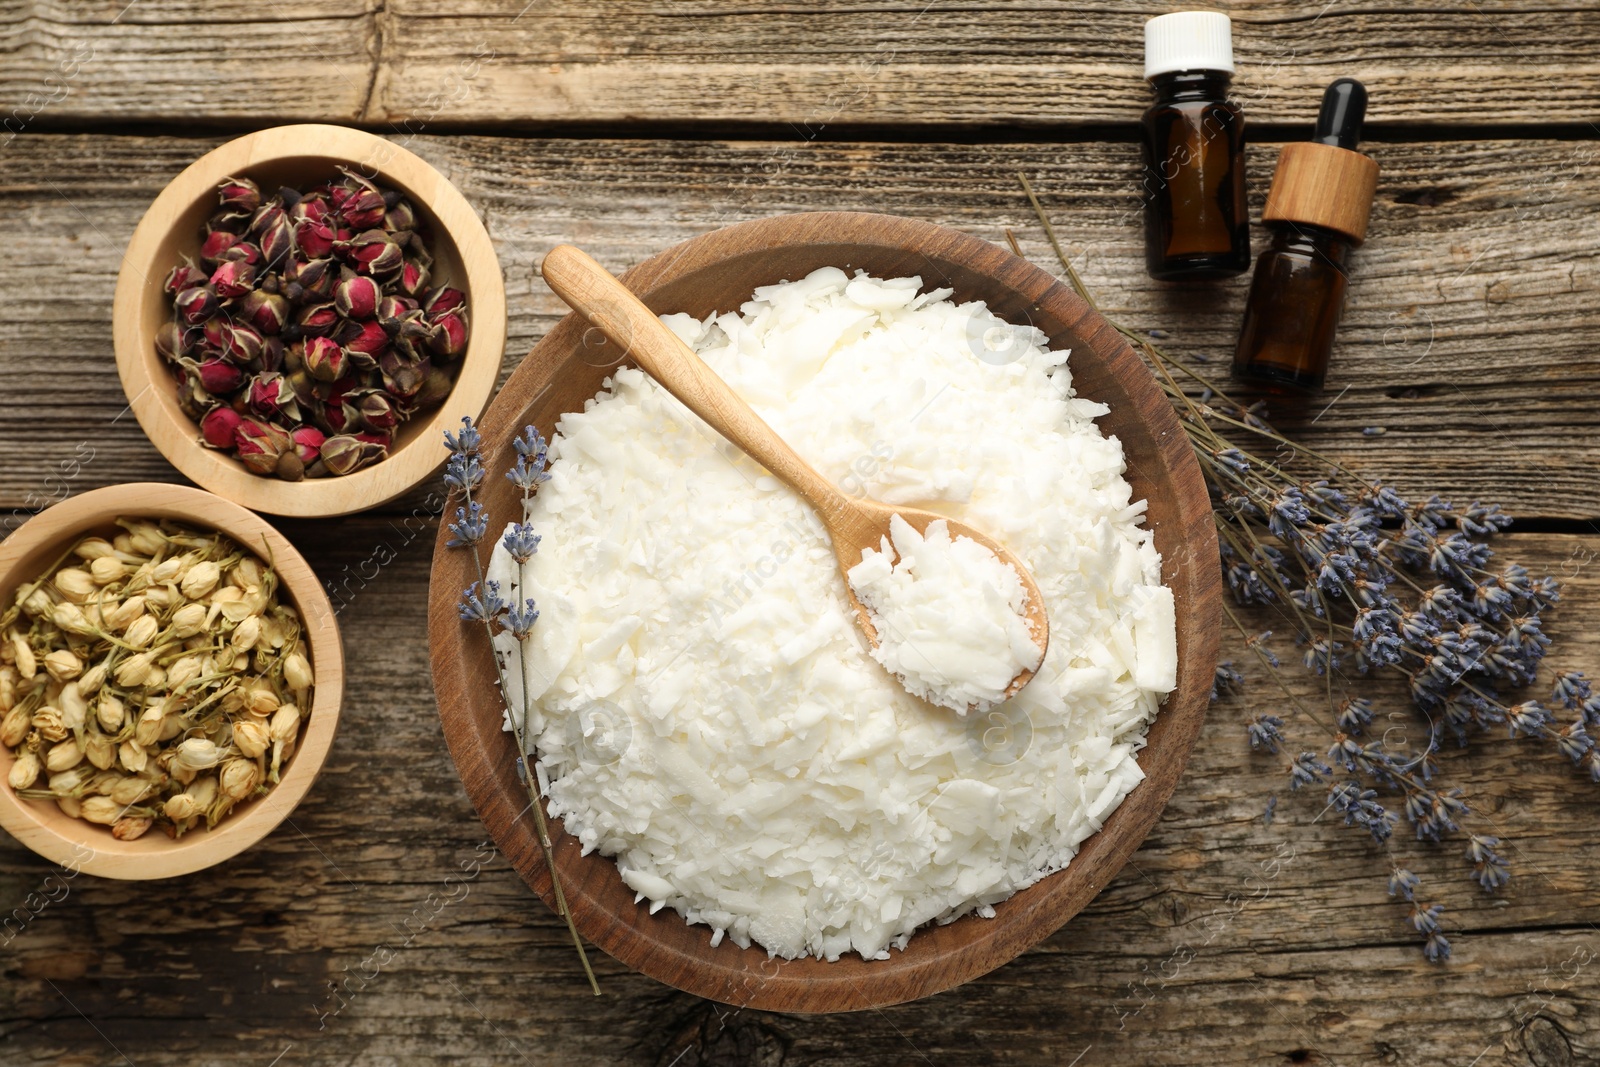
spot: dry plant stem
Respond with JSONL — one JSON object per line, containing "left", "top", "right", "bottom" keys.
{"left": 457, "top": 479, "right": 601, "bottom": 997}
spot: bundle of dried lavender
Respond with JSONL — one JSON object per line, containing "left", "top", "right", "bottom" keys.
{"left": 1020, "top": 177, "right": 1593, "bottom": 962}
{"left": 442, "top": 417, "right": 601, "bottom": 995}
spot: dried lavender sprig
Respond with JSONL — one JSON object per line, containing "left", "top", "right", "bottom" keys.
{"left": 443, "top": 417, "right": 600, "bottom": 996}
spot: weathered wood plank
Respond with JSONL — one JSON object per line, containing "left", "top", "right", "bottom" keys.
{"left": 2, "top": 1, "right": 1599, "bottom": 130}
{"left": 0, "top": 525, "right": 1596, "bottom": 1066}
{"left": 1, "top": 133, "right": 1596, "bottom": 519}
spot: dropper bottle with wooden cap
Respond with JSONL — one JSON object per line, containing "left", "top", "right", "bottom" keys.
{"left": 1233, "top": 79, "right": 1379, "bottom": 392}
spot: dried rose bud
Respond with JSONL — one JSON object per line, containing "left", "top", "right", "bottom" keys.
{"left": 235, "top": 417, "right": 291, "bottom": 475}
{"left": 175, "top": 285, "right": 219, "bottom": 325}
{"left": 155, "top": 320, "right": 189, "bottom": 359}
{"left": 345, "top": 319, "right": 390, "bottom": 358}
{"left": 217, "top": 175, "right": 261, "bottom": 214}
{"left": 248, "top": 201, "right": 284, "bottom": 236}
{"left": 257, "top": 336, "right": 285, "bottom": 373}
{"left": 290, "top": 425, "right": 325, "bottom": 464}
{"left": 199, "top": 230, "right": 239, "bottom": 268}
{"left": 248, "top": 372, "right": 299, "bottom": 421}
{"left": 414, "top": 365, "right": 454, "bottom": 408}
{"left": 292, "top": 255, "right": 338, "bottom": 296}
{"left": 341, "top": 189, "right": 387, "bottom": 230}
{"left": 397, "top": 258, "right": 430, "bottom": 298}
{"left": 258, "top": 212, "right": 295, "bottom": 266}
{"left": 164, "top": 263, "right": 208, "bottom": 296}
{"left": 295, "top": 216, "right": 339, "bottom": 258}
{"left": 385, "top": 199, "right": 417, "bottom": 233}
{"left": 238, "top": 289, "right": 289, "bottom": 335}
{"left": 303, "top": 335, "right": 348, "bottom": 382}
{"left": 284, "top": 368, "right": 316, "bottom": 406}
{"left": 220, "top": 240, "right": 264, "bottom": 268}
{"left": 376, "top": 294, "right": 419, "bottom": 335}
{"left": 334, "top": 274, "right": 381, "bottom": 320}
{"left": 296, "top": 302, "right": 340, "bottom": 338}
{"left": 340, "top": 229, "right": 404, "bottom": 276}
{"left": 220, "top": 321, "right": 264, "bottom": 365}
{"left": 210, "top": 258, "right": 256, "bottom": 299}
{"left": 357, "top": 391, "right": 398, "bottom": 432}
{"left": 197, "top": 358, "right": 243, "bottom": 395}
{"left": 318, "top": 399, "right": 360, "bottom": 435}
{"left": 427, "top": 311, "right": 468, "bottom": 360}
{"left": 424, "top": 286, "right": 466, "bottom": 317}
{"left": 319, "top": 434, "right": 384, "bottom": 476}
{"left": 380, "top": 353, "right": 428, "bottom": 400}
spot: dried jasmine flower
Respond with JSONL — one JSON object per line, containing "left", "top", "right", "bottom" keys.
{"left": 0, "top": 518, "right": 312, "bottom": 838}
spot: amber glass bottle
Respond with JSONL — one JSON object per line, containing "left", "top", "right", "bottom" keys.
{"left": 1139, "top": 12, "right": 1250, "bottom": 280}
{"left": 1233, "top": 79, "right": 1379, "bottom": 392}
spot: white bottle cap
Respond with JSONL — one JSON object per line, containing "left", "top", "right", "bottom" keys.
{"left": 1144, "top": 11, "right": 1234, "bottom": 79}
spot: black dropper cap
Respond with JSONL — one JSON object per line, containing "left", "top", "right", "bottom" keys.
{"left": 1312, "top": 78, "right": 1368, "bottom": 150}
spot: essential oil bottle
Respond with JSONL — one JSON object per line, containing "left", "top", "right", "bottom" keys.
{"left": 1139, "top": 11, "right": 1250, "bottom": 280}
{"left": 1232, "top": 78, "right": 1380, "bottom": 392}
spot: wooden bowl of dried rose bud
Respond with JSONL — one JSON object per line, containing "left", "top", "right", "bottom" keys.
{"left": 113, "top": 124, "right": 506, "bottom": 518}
{"left": 0, "top": 483, "right": 343, "bottom": 879}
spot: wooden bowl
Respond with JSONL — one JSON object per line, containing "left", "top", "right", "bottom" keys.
{"left": 0, "top": 483, "right": 344, "bottom": 879}
{"left": 113, "top": 124, "right": 506, "bottom": 518}
{"left": 429, "top": 213, "right": 1221, "bottom": 1011}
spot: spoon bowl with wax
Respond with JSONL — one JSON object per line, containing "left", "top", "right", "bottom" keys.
{"left": 540, "top": 244, "right": 1050, "bottom": 712}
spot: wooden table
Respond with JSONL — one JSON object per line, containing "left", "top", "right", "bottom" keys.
{"left": 3, "top": 4, "right": 1599, "bottom": 1064}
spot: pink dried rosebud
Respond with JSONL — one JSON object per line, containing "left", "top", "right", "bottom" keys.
{"left": 238, "top": 289, "right": 289, "bottom": 335}
{"left": 175, "top": 286, "right": 219, "bottom": 325}
{"left": 427, "top": 311, "right": 468, "bottom": 360}
{"left": 296, "top": 303, "right": 340, "bottom": 338}
{"left": 357, "top": 391, "right": 398, "bottom": 432}
{"left": 340, "top": 229, "right": 404, "bottom": 276}
{"left": 234, "top": 417, "right": 291, "bottom": 475}
{"left": 345, "top": 319, "right": 390, "bottom": 358}
{"left": 220, "top": 322, "right": 264, "bottom": 365}
{"left": 303, "top": 336, "right": 347, "bottom": 383}
{"left": 257, "top": 212, "right": 295, "bottom": 265}
{"left": 209, "top": 259, "right": 256, "bottom": 299}
{"left": 318, "top": 434, "right": 384, "bottom": 476}
{"left": 219, "top": 241, "right": 262, "bottom": 267}
{"left": 248, "top": 372, "right": 299, "bottom": 420}
{"left": 286, "top": 257, "right": 336, "bottom": 301}
{"left": 200, "top": 405, "right": 244, "bottom": 449}
{"left": 340, "top": 189, "right": 387, "bottom": 229}
{"left": 164, "top": 263, "right": 207, "bottom": 296}
{"left": 217, "top": 176, "right": 261, "bottom": 214}
{"left": 398, "top": 258, "right": 430, "bottom": 299}
{"left": 377, "top": 295, "right": 420, "bottom": 336}
{"left": 318, "top": 400, "right": 360, "bottom": 435}
{"left": 258, "top": 336, "right": 285, "bottom": 373}
{"left": 295, "top": 218, "right": 338, "bottom": 259}
{"left": 248, "top": 201, "right": 284, "bottom": 237}
{"left": 199, "top": 230, "right": 239, "bottom": 268}
{"left": 334, "top": 275, "right": 381, "bottom": 320}
{"left": 201, "top": 315, "right": 230, "bottom": 352}
{"left": 197, "top": 358, "right": 243, "bottom": 395}
{"left": 424, "top": 286, "right": 466, "bottom": 317}
{"left": 289, "top": 425, "right": 325, "bottom": 464}
{"left": 155, "top": 320, "right": 189, "bottom": 360}
{"left": 384, "top": 200, "right": 416, "bottom": 233}
{"left": 291, "top": 194, "right": 330, "bottom": 225}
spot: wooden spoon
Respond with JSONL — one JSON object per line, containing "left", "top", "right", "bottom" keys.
{"left": 540, "top": 244, "right": 1050, "bottom": 704}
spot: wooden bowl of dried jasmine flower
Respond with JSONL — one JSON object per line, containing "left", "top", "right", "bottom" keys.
{"left": 0, "top": 483, "right": 343, "bottom": 879}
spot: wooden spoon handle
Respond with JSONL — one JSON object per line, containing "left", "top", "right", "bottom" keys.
{"left": 541, "top": 244, "right": 847, "bottom": 514}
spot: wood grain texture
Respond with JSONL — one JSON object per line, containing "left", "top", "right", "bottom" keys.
{"left": 2, "top": 133, "right": 1596, "bottom": 520}
{"left": 3, "top": 1, "right": 1599, "bottom": 129}
{"left": 111, "top": 124, "right": 507, "bottom": 518}
{"left": 1, "top": 521, "right": 1596, "bottom": 1064}
{"left": 431, "top": 213, "right": 1221, "bottom": 1011}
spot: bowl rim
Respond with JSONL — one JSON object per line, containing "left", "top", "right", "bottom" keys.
{"left": 0, "top": 482, "right": 344, "bottom": 879}
{"left": 112, "top": 123, "right": 505, "bottom": 519}
{"left": 429, "top": 211, "right": 1221, "bottom": 1011}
